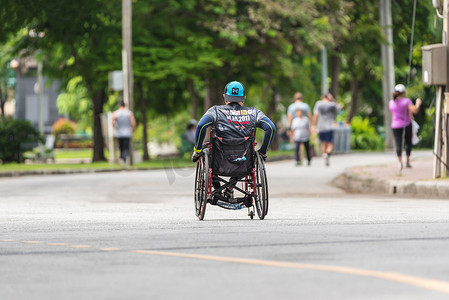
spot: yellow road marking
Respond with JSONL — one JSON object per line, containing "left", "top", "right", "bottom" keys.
{"left": 7, "top": 239, "right": 449, "bottom": 295}
{"left": 69, "top": 245, "right": 92, "bottom": 248}
{"left": 21, "top": 241, "right": 44, "bottom": 244}
{"left": 98, "top": 247, "right": 122, "bottom": 251}
{"left": 130, "top": 250, "right": 449, "bottom": 295}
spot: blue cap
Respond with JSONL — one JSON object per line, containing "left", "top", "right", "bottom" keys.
{"left": 224, "top": 81, "right": 246, "bottom": 102}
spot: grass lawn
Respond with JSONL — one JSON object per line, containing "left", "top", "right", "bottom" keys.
{"left": 0, "top": 162, "right": 119, "bottom": 171}
{"left": 269, "top": 149, "right": 294, "bottom": 157}
{"left": 0, "top": 149, "right": 291, "bottom": 174}
{"left": 54, "top": 149, "right": 93, "bottom": 159}
{"left": 0, "top": 157, "right": 193, "bottom": 172}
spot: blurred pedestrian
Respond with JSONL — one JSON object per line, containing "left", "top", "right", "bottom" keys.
{"left": 287, "top": 92, "right": 312, "bottom": 129}
{"left": 389, "top": 84, "right": 422, "bottom": 174}
{"left": 183, "top": 119, "right": 197, "bottom": 149}
{"left": 291, "top": 108, "right": 312, "bottom": 166}
{"left": 312, "top": 93, "right": 340, "bottom": 166}
{"left": 287, "top": 92, "right": 312, "bottom": 157}
{"left": 112, "top": 100, "right": 136, "bottom": 166}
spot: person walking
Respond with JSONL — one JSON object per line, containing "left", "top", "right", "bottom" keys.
{"left": 287, "top": 92, "right": 312, "bottom": 159}
{"left": 291, "top": 108, "right": 312, "bottom": 166}
{"left": 112, "top": 100, "right": 136, "bottom": 166}
{"left": 183, "top": 119, "right": 197, "bottom": 148}
{"left": 287, "top": 92, "right": 312, "bottom": 128}
{"left": 389, "top": 84, "right": 422, "bottom": 174}
{"left": 312, "top": 93, "right": 340, "bottom": 166}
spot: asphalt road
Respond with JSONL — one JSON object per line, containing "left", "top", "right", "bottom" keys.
{"left": 1, "top": 152, "right": 449, "bottom": 299}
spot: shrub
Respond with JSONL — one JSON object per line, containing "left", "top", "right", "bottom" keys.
{"left": 143, "top": 111, "right": 193, "bottom": 149}
{"left": 350, "top": 116, "right": 384, "bottom": 150}
{"left": 52, "top": 118, "right": 76, "bottom": 136}
{"left": 0, "top": 117, "right": 43, "bottom": 163}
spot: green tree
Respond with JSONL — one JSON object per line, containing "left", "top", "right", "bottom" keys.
{"left": 0, "top": 42, "right": 17, "bottom": 117}
{"left": 4, "top": 0, "right": 121, "bottom": 161}
{"left": 130, "top": 0, "right": 334, "bottom": 151}
{"left": 56, "top": 76, "right": 92, "bottom": 130}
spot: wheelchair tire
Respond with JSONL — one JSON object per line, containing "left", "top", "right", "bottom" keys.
{"left": 194, "top": 153, "right": 208, "bottom": 220}
{"left": 254, "top": 151, "right": 269, "bottom": 220}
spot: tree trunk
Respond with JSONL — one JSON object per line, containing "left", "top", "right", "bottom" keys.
{"left": 204, "top": 79, "right": 211, "bottom": 112}
{"left": 0, "top": 98, "right": 5, "bottom": 117}
{"left": 204, "top": 78, "right": 224, "bottom": 111}
{"left": 0, "top": 85, "right": 6, "bottom": 117}
{"left": 138, "top": 81, "right": 150, "bottom": 161}
{"left": 265, "top": 86, "right": 280, "bottom": 150}
{"left": 329, "top": 54, "right": 340, "bottom": 99}
{"left": 346, "top": 74, "right": 360, "bottom": 123}
{"left": 188, "top": 79, "right": 198, "bottom": 120}
{"left": 91, "top": 89, "right": 107, "bottom": 162}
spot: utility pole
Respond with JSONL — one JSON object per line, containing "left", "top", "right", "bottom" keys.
{"left": 379, "top": 0, "right": 395, "bottom": 150}
{"left": 423, "top": 0, "right": 449, "bottom": 178}
{"left": 443, "top": 0, "right": 449, "bottom": 177}
{"left": 122, "top": 0, "right": 134, "bottom": 165}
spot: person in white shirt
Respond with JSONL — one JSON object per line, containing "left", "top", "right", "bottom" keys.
{"left": 291, "top": 109, "right": 312, "bottom": 166}
{"left": 312, "top": 93, "right": 340, "bottom": 166}
{"left": 112, "top": 100, "right": 136, "bottom": 165}
{"left": 287, "top": 92, "right": 312, "bottom": 159}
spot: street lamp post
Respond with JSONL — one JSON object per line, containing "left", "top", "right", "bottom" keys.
{"left": 321, "top": 45, "right": 328, "bottom": 95}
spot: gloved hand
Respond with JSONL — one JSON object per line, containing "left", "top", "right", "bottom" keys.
{"left": 257, "top": 150, "right": 267, "bottom": 161}
{"left": 192, "top": 151, "right": 202, "bottom": 163}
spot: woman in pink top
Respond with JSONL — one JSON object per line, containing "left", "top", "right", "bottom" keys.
{"left": 389, "top": 84, "right": 422, "bottom": 173}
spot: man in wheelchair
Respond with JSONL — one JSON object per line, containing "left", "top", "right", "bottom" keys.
{"left": 192, "top": 81, "right": 276, "bottom": 209}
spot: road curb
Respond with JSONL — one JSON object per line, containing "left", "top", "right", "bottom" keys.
{"left": 333, "top": 168, "right": 449, "bottom": 199}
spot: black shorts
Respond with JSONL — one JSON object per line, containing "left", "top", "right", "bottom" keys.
{"left": 318, "top": 130, "right": 334, "bottom": 142}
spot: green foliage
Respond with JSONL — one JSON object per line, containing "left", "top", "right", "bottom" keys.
{"left": 0, "top": 39, "right": 18, "bottom": 115}
{"left": 56, "top": 76, "right": 92, "bottom": 130}
{"left": 140, "top": 110, "right": 192, "bottom": 149}
{"left": 3, "top": 0, "right": 440, "bottom": 152}
{"left": 416, "top": 107, "right": 434, "bottom": 148}
{"left": 0, "top": 118, "right": 43, "bottom": 163}
{"left": 350, "top": 116, "right": 383, "bottom": 150}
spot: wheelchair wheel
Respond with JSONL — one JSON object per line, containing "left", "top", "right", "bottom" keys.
{"left": 194, "top": 153, "right": 209, "bottom": 220}
{"left": 254, "top": 151, "right": 268, "bottom": 219}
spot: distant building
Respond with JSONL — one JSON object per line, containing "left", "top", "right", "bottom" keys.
{"left": 13, "top": 57, "right": 61, "bottom": 134}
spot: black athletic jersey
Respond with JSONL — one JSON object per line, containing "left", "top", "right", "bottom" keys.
{"left": 204, "top": 103, "right": 268, "bottom": 139}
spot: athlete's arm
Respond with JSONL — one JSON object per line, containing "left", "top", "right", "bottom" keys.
{"left": 193, "top": 115, "right": 213, "bottom": 153}
{"left": 287, "top": 112, "right": 293, "bottom": 129}
{"left": 129, "top": 111, "right": 136, "bottom": 131}
{"left": 257, "top": 117, "right": 276, "bottom": 154}
{"left": 408, "top": 98, "right": 422, "bottom": 114}
{"left": 112, "top": 112, "right": 117, "bottom": 127}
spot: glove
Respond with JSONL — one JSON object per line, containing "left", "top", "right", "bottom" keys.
{"left": 258, "top": 150, "right": 267, "bottom": 161}
{"left": 192, "top": 151, "right": 202, "bottom": 163}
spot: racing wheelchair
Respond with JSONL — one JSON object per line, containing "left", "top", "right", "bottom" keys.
{"left": 194, "top": 131, "right": 269, "bottom": 220}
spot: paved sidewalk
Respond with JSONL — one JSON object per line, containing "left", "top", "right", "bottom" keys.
{"left": 2, "top": 150, "right": 448, "bottom": 198}
{"left": 333, "top": 151, "right": 449, "bottom": 198}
